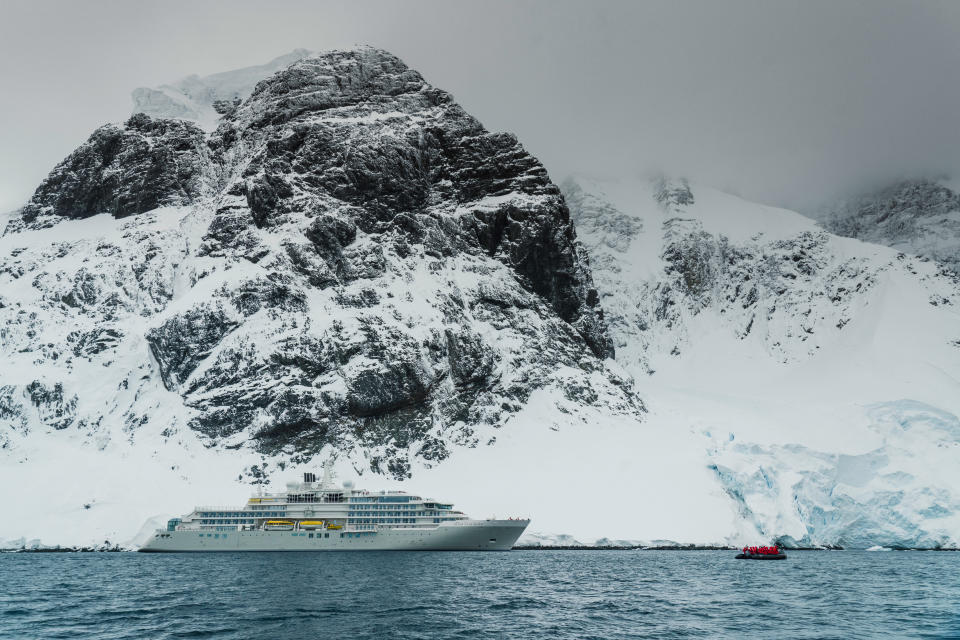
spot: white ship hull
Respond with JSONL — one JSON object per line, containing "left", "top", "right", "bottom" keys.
{"left": 139, "top": 519, "right": 529, "bottom": 552}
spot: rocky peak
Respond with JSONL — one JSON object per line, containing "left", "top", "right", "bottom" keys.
{"left": 820, "top": 178, "right": 960, "bottom": 273}
{"left": 1, "top": 48, "right": 634, "bottom": 478}
{"left": 11, "top": 114, "right": 211, "bottom": 231}
{"left": 234, "top": 47, "right": 433, "bottom": 130}
{"left": 842, "top": 179, "right": 960, "bottom": 222}
{"left": 206, "top": 46, "right": 611, "bottom": 358}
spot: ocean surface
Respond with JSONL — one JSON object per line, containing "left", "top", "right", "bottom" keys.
{"left": 1, "top": 550, "right": 957, "bottom": 639}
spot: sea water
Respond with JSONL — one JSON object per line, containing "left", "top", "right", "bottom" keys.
{"left": 1, "top": 550, "right": 957, "bottom": 639}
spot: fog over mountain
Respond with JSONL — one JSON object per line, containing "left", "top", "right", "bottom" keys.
{"left": 2, "top": 0, "right": 960, "bottom": 214}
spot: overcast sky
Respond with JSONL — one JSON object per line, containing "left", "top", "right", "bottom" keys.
{"left": 1, "top": 0, "right": 959, "bottom": 213}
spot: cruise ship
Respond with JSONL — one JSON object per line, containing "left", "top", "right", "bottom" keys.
{"left": 139, "top": 471, "right": 529, "bottom": 552}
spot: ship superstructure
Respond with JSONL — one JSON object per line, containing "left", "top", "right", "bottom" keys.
{"left": 139, "top": 470, "right": 529, "bottom": 552}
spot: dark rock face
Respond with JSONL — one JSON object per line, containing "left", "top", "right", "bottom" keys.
{"left": 17, "top": 114, "right": 210, "bottom": 226}
{"left": 147, "top": 304, "right": 241, "bottom": 390}
{"left": 25, "top": 382, "right": 77, "bottom": 431}
{"left": 654, "top": 177, "right": 695, "bottom": 210}
{"left": 207, "top": 48, "right": 610, "bottom": 356}
{"left": 2, "top": 47, "right": 637, "bottom": 477}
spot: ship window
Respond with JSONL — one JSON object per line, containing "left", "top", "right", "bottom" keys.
{"left": 308, "top": 533, "right": 314, "bottom": 538}
{"left": 325, "top": 533, "right": 329, "bottom": 538}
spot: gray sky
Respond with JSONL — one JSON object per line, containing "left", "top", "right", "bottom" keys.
{"left": 2, "top": 0, "right": 959, "bottom": 213}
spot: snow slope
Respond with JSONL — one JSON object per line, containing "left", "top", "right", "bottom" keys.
{"left": 564, "top": 175, "right": 960, "bottom": 547}
{"left": 131, "top": 49, "right": 313, "bottom": 130}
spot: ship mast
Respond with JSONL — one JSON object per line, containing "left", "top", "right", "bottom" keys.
{"left": 319, "top": 459, "right": 335, "bottom": 490}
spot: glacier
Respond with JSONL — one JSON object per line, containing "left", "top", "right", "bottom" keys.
{"left": 708, "top": 400, "right": 960, "bottom": 549}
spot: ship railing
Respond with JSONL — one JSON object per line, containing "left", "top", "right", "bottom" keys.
{"left": 193, "top": 506, "right": 251, "bottom": 512}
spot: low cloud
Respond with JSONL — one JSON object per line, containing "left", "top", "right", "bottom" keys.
{"left": 1, "top": 0, "right": 958, "bottom": 213}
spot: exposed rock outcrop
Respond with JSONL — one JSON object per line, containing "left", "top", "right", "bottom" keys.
{"left": 14, "top": 114, "right": 211, "bottom": 229}
{"left": 820, "top": 179, "right": 960, "bottom": 274}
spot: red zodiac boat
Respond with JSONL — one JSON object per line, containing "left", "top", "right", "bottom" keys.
{"left": 735, "top": 545, "right": 787, "bottom": 560}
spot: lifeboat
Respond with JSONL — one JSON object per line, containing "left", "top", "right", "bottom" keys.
{"left": 326, "top": 523, "right": 343, "bottom": 530}
{"left": 298, "top": 520, "right": 325, "bottom": 530}
{"left": 264, "top": 520, "right": 295, "bottom": 531}
{"left": 736, "top": 545, "right": 787, "bottom": 560}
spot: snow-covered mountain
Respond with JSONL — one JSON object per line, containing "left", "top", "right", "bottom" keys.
{"left": 1, "top": 47, "right": 641, "bottom": 547}
{"left": 564, "top": 175, "right": 960, "bottom": 548}
{"left": 2, "top": 48, "right": 958, "bottom": 550}
{"left": 816, "top": 178, "right": 960, "bottom": 274}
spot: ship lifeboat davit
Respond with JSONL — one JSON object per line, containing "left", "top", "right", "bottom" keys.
{"left": 735, "top": 545, "right": 787, "bottom": 560}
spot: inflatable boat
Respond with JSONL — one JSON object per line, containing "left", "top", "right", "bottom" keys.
{"left": 736, "top": 545, "right": 787, "bottom": 560}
